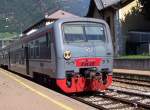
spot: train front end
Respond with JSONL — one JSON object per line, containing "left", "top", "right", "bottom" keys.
{"left": 54, "top": 18, "right": 113, "bottom": 93}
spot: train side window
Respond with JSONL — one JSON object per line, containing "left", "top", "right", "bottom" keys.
{"left": 46, "top": 32, "right": 51, "bottom": 47}
{"left": 30, "top": 46, "right": 33, "bottom": 59}
{"left": 21, "top": 54, "right": 24, "bottom": 64}
{"left": 35, "top": 40, "right": 40, "bottom": 58}
{"left": 39, "top": 36, "right": 46, "bottom": 59}
{"left": 39, "top": 34, "right": 51, "bottom": 59}
{"left": 46, "top": 32, "right": 51, "bottom": 59}
{"left": 21, "top": 48, "right": 24, "bottom": 65}
{"left": 30, "top": 42, "right": 34, "bottom": 59}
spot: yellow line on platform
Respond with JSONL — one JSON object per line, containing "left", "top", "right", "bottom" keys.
{"left": 0, "top": 69, "right": 73, "bottom": 110}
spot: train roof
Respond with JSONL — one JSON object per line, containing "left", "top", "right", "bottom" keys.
{"left": 2, "top": 17, "right": 109, "bottom": 51}
{"left": 23, "top": 10, "right": 79, "bottom": 34}
{"left": 54, "top": 17, "right": 109, "bottom": 27}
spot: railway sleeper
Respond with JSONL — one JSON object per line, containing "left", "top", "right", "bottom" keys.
{"left": 95, "top": 94, "right": 150, "bottom": 109}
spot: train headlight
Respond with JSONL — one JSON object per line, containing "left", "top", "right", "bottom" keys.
{"left": 64, "top": 50, "right": 71, "bottom": 60}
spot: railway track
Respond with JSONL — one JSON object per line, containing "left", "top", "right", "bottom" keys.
{"left": 108, "top": 88, "right": 150, "bottom": 98}
{"left": 69, "top": 77, "right": 150, "bottom": 110}
{"left": 71, "top": 95, "right": 109, "bottom": 110}
{"left": 112, "top": 78, "right": 150, "bottom": 94}
{"left": 107, "top": 88, "right": 150, "bottom": 109}
{"left": 70, "top": 88, "right": 150, "bottom": 110}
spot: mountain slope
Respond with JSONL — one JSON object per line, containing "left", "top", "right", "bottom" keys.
{"left": 0, "top": 0, "right": 90, "bottom": 34}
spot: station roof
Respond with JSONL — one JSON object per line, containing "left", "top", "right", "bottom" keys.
{"left": 46, "top": 10, "right": 79, "bottom": 20}
{"left": 23, "top": 10, "right": 79, "bottom": 34}
{"left": 93, "top": 0, "right": 134, "bottom": 10}
{"left": 87, "top": 0, "right": 134, "bottom": 17}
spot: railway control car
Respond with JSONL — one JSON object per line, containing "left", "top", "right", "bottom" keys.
{"left": 0, "top": 17, "right": 113, "bottom": 93}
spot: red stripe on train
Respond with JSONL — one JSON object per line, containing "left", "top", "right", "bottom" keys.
{"left": 75, "top": 58, "right": 103, "bottom": 67}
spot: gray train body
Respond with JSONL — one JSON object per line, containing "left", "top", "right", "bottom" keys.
{"left": 0, "top": 18, "right": 113, "bottom": 93}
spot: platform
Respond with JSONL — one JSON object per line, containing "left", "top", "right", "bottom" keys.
{"left": 0, "top": 68, "right": 96, "bottom": 110}
{"left": 113, "top": 69, "right": 150, "bottom": 76}
{"left": 113, "top": 69, "right": 150, "bottom": 81}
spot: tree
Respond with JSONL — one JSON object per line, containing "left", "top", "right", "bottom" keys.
{"left": 139, "top": 0, "right": 150, "bottom": 19}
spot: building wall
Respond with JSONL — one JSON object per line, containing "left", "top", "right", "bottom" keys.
{"left": 103, "top": 9, "right": 115, "bottom": 46}
{"left": 93, "top": 7, "right": 116, "bottom": 52}
{"left": 93, "top": 7, "right": 103, "bottom": 19}
{"left": 0, "top": 40, "right": 12, "bottom": 49}
{"left": 119, "top": 0, "right": 150, "bottom": 54}
{"left": 87, "top": 0, "right": 144, "bottom": 56}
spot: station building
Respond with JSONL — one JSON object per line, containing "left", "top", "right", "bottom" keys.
{"left": 87, "top": 0, "right": 134, "bottom": 56}
{"left": 0, "top": 36, "right": 18, "bottom": 49}
{"left": 87, "top": 0, "right": 150, "bottom": 56}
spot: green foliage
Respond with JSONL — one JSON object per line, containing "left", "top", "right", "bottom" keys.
{"left": 117, "top": 55, "right": 150, "bottom": 59}
{"left": 0, "top": 0, "right": 54, "bottom": 33}
{"left": 0, "top": 0, "right": 89, "bottom": 34}
{"left": 121, "top": 1, "right": 141, "bottom": 32}
{"left": 139, "top": 0, "right": 150, "bottom": 19}
{"left": 0, "top": 32, "right": 18, "bottom": 40}
{"left": 121, "top": 1, "right": 150, "bottom": 35}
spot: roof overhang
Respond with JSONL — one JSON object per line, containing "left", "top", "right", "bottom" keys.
{"left": 94, "top": 0, "right": 134, "bottom": 11}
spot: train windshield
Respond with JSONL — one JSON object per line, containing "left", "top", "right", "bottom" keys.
{"left": 63, "top": 22, "right": 106, "bottom": 43}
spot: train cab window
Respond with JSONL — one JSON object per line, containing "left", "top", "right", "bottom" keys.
{"left": 85, "top": 26, "right": 105, "bottom": 42}
{"left": 63, "top": 25, "right": 85, "bottom": 43}
{"left": 63, "top": 22, "right": 106, "bottom": 43}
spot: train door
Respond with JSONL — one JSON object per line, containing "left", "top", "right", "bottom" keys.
{"left": 25, "top": 46, "right": 29, "bottom": 75}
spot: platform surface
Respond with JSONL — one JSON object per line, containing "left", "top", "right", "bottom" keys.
{"left": 0, "top": 68, "right": 96, "bottom": 110}
{"left": 113, "top": 69, "right": 150, "bottom": 76}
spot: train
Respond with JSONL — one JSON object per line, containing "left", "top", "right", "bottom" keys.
{"left": 0, "top": 17, "right": 113, "bottom": 93}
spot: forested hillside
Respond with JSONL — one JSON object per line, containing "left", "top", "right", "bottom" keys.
{"left": 0, "top": 0, "right": 90, "bottom": 37}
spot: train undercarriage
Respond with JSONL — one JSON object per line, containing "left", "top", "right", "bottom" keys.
{"left": 56, "top": 68, "right": 112, "bottom": 93}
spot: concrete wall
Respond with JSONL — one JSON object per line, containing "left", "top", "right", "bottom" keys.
{"left": 114, "top": 59, "right": 150, "bottom": 70}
